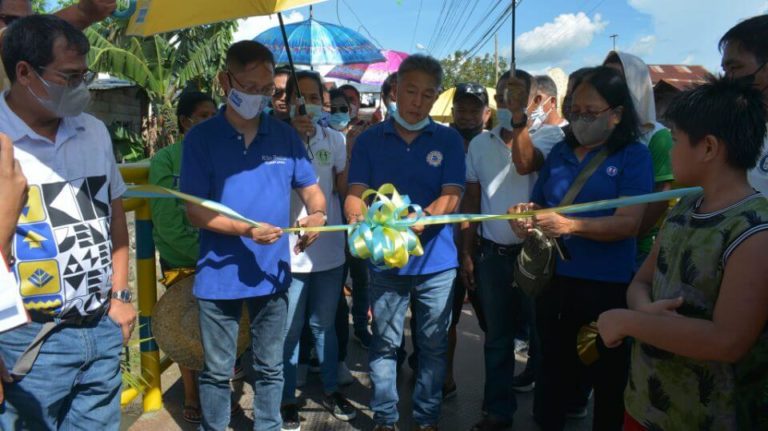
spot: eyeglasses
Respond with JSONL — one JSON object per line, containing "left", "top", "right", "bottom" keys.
{"left": 569, "top": 106, "right": 613, "bottom": 123}
{"left": 273, "top": 88, "right": 286, "bottom": 99}
{"left": 0, "top": 14, "right": 21, "bottom": 26}
{"left": 330, "top": 106, "right": 349, "bottom": 114}
{"left": 228, "top": 72, "right": 275, "bottom": 97}
{"left": 37, "top": 67, "right": 96, "bottom": 87}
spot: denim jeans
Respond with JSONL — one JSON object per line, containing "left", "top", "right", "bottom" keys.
{"left": 369, "top": 268, "right": 456, "bottom": 426}
{"left": 474, "top": 243, "right": 521, "bottom": 422}
{"left": 0, "top": 314, "right": 123, "bottom": 430}
{"left": 283, "top": 265, "right": 344, "bottom": 403}
{"left": 198, "top": 293, "right": 287, "bottom": 431}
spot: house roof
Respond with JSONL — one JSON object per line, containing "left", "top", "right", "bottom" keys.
{"left": 648, "top": 64, "right": 711, "bottom": 91}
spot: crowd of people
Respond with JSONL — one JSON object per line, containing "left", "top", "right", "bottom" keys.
{"left": 0, "top": 2, "right": 766, "bottom": 431}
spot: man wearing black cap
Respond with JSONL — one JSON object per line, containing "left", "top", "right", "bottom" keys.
{"left": 451, "top": 82, "right": 492, "bottom": 150}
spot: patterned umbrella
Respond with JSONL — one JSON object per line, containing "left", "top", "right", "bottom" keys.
{"left": 254, "top": 18, "right": 385, "bottom": 66}
{"left": 325, "top": 50, "right": 409, "bottom": 86}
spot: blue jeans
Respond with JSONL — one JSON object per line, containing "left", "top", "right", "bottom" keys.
{"left": 198, "top": 293, "right": 287, "bottom": 431}
{"left": 369, "top": 268, "right": 456, "bottom": 426}
{"left": 283, "top": 265, "right": 344, "bottom": 403}
{"left": 0, "top": 314, "right": 123, "bottom": 430}
{"left": 475, "top": 243, "right": 521, "bottom": 422}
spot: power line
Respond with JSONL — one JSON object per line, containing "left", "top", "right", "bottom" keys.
{"left": 410, "top": 0, "right": 424, "bottom": 51}
{"left": 341, "top": 0, "right": 384, "bottom": 48}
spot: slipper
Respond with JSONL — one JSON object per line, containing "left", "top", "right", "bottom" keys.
{"left": 182, "top": 404, "right": 202, "bottom": 424}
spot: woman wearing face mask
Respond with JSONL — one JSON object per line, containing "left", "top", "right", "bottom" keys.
{"left": 509, "top": 66, "right": 653, "bottom": 431}
{"left": 148, "top": 91, "right": 219, "bottom": 424}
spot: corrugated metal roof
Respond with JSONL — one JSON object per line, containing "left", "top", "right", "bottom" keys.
{"left": 88, "top": 77, "right": 136, "bottom": 91}
{"left": 648, "top": 64, "right": 711, "bottom": 91}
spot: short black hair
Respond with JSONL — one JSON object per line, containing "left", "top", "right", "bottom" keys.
{"left": 275, "top": 65, "right": 291, "bottom": 76}
{"left": 381, "top": 72, "right": 397, "bottom": 99}
{"left": 535, "top": 75, "right": 558, "bottom": 98}
{"left": 397, "top": 54, "right": 443, "bottom": 90}
{"left": 329, "top": 88, "right": 350, "bottom": 107}
{"left": 567, "top": 66, "right": 641, "bottom": 153}
{"left": 719, "top": 14, "right": 768, "bottom": 64}
{"left": 176, "top": 91, "right": 215, "bottom": 131}
{"left": 225, "top": 40, "right": 274, "bottom": 71}
{"left": 665, "top": 76, "right": 766, "bottom": 170}
{"left": 2, "top": 15, "right": 89, "bottom": 83}
{"left": 338, "top": 84, "right": 360, "bottom": 101}
{"left": 566, "top": 67, "right": 594, "bottom": 96}
{"left": 285, "top": 70, "right": 324, "bottom": 104}
{"left": 496, "top": 69, "right": 535, "bottom": 99}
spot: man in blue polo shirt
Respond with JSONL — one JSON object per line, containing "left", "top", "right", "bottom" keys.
{"left": 180, "top": 41, "right": 327, "bottom": 431}
{"left": 344, "top": 54, "right": 465, "bottom": 431}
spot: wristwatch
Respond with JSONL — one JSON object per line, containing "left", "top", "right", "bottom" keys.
{"left": 512, "top": 112, "right": 528, "bottom": 129}
{"left": 111, "top": 289, "right": 133, "bottom": 303}
{"left": 310, "top": 210, "right": 328, "bottom": 225}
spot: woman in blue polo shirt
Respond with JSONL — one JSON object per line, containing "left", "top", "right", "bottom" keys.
{"left": 512, "top": 66, "right": 653, "bottom": 431}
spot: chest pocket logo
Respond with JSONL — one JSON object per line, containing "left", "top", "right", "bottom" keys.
{"left": 426, "top": 150, "right": 443, "bottom": 167}
{"left": 316, "top": 149, "right": 332, "bottom": 165}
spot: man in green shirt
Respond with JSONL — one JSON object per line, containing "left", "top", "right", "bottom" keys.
{"left": 148, "top": 91, "right": 216, "bottom": 423}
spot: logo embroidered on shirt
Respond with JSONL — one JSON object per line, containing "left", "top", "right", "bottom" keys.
{"left": 426, "top": 150, "right": 443, "bottom": 167}
{"left": 316, "top": 149, "right": 331, "bottom": 165}
{"left": 262, "top": 155, "right": 288, "bottom": 165}
{"left": 606, "top": 166, "right": 618, "bottom": 177}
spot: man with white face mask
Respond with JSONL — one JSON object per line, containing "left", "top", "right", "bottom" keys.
{"left": 0, "top": 15, "right": 135, "bottom": 430}
{"left": 180, "top": 41, "right": 327, "bottom": 431}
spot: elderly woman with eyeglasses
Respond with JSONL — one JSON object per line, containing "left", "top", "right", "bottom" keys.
{"left": 509, "top": 66, "right": 654, "bottom": 431}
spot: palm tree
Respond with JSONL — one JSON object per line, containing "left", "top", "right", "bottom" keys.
{"left": 86, "top": 20, "right": 236, "bottom": 154}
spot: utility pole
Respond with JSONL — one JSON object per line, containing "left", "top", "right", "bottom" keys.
{"left": 511, "top": 0, "right": 516, "bottom": 72}
{"left": 494, "top": 33, "right": 499, "bottom": 82}
{"left": 610, "top": 34, "right": 618, "bottom": 52}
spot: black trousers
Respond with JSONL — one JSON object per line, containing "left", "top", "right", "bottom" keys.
{"left": 533, "top": 275, "right": 630, "bottom": 431}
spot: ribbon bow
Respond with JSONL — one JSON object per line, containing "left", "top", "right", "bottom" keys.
{"left": 348, "top": 184, "right": 424, "bottom": 269}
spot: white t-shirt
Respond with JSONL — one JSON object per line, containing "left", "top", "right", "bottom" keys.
{"left": 748, "top": 129, "right": 768, "bottom": 196}
{"left": 0, "top": 92, "right": 127, "bottom": 317}
{"left": 289, "top": 124, "right": 347, "bottom": 273}
{"left": 466, "top": 125, "right": 563, "bottom": 245}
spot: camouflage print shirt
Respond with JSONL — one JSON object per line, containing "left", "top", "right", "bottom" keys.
{"left": 625, "top": 192, "right": 768, "bottom": 431}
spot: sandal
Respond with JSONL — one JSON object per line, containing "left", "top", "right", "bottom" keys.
{"left": 182, "top": 404, "right": 202, "bottom": 424}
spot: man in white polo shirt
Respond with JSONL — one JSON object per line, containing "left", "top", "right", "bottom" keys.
{"left": 461, "top": 69, "right": 562, "bottom": 431}
{"left": 0, "top": 15, "right": 135, "bottom": 430}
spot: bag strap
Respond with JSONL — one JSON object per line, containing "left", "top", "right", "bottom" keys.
{"left": 559, "top": 148, "right": 609, "bottom": 206}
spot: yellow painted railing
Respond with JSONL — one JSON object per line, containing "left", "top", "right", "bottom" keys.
{"left": 118, "top": 162, "right": 163, "bottom": 413}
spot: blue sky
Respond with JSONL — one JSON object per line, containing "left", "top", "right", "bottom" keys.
{"left": 232, "top": 0, "right": 768, "bottom": 74}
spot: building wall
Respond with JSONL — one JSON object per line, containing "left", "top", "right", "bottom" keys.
{"left": 87, "top": 86, "right": 147, "bottom": 132}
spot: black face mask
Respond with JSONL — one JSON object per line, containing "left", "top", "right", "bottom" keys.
{"left": 732, "top": 62, "right": 767, "bottom": 89}
{"left": 451, "top": 123, "right": 483, "bottom": 141}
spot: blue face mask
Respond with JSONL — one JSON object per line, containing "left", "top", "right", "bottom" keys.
{"left": 386, "top": 101, "right": 398, "bottom": 116}
{"left": 496, "top": 108, "right": 514, "bottom": 131}
{"left": 392, "top": 110, "right": 430, "bottom": 132}
{"left": 290, "top": 103, "right": 325, "bottom": 123}
{"left": 329, "top": 112, "right": 351, "bottom": 131}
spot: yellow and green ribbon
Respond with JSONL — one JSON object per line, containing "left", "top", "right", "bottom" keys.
{"left": 125, "top": 184, "right": 702, "bottom": 269}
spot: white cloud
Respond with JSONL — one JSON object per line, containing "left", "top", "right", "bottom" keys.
{"left": 627, "top": 35, "right": 657, "bottom": 57}
{"left": 627, "top": 0, "right": 766, "bottom": 71}
{"left": 416, "top": 43, "right": 427, "bottom": 51}
{"left": 514, "top": 12, "right": 608, "bottom": 65}
{"left": 681, "top": 53, "right": 695, "bottom": 65}
{"left": 232, "top": 11, "right": 304, "bottom": 42}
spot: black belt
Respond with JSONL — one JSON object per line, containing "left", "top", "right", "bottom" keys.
{"left": 480, "top": 238, "right": 522, "bottom": 256}
{"left": 28, "top": 305, "right": 108, "bottom": 325}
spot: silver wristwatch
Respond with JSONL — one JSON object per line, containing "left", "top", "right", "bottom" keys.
{"left": 111, "top": 289, "right": 133, "bottom": 303}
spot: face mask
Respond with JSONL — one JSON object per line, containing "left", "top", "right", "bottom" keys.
{"left": 29, "top": 73, "right": 91, "bottom": 118}
{"left": 392, "top": 110, "right": 430, "bottom": 132}
{"left": 228, "top": 88, "right": 268, "bottom": 120}
{"left": 350, "top": 104, "right": 359, "bottom": 119}
{"left": 571, "top": 113, "right": 614, "bottom": 148}
{"left": 732, "top": 62, "right": 767, "bottom": 91}
{"left": 451, "top": 124, "right": 483, "bottom": 141}
{"left": 497, "top": 108, "right": 514, "bottom": 131}
{"left": 290, "top": 103, "right": 324, "bottom": 122}
{"left": 528, "top": 104, "right": 548, "bottom": 134}
{"left": 386, "top": 101, "right": 398, "bottom": 117}
{"left": 329, "top": 112, "right": 351, "bottom": 131}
